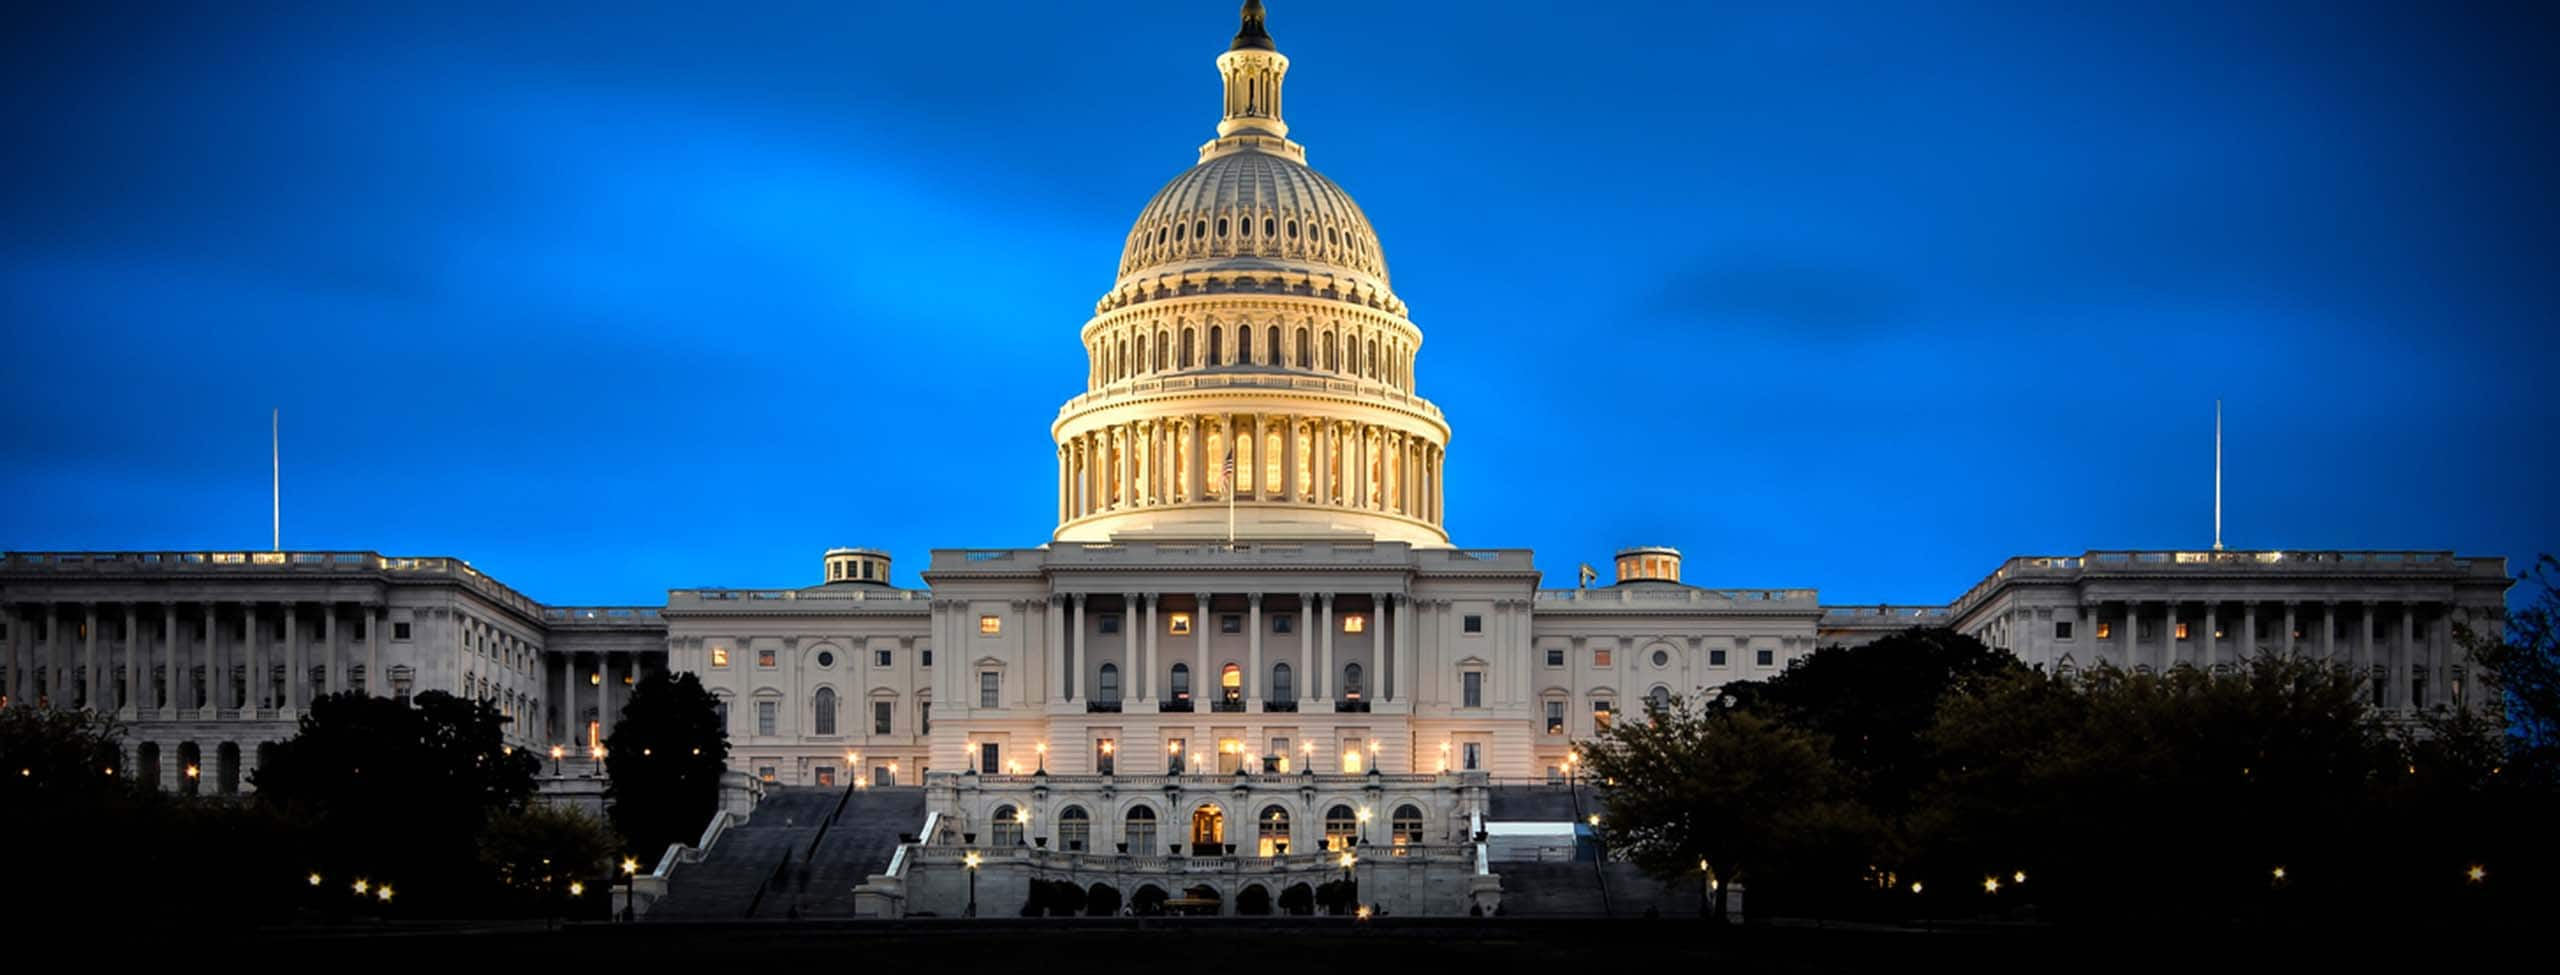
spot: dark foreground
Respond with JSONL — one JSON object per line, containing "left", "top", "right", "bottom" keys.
{"left": 165, "top": 917, "right": 2521, "bottom": 972}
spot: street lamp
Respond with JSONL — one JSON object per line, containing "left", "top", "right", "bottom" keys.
{"left": 2467, "top": 864, "right": 2487, "bottom": 884}
{"left": 1015, "top": 807, "right": 1032, "bottom": 846}
{"left": 1356, "top": 806, "right": 1372, "bottom": 847}
{"left": 590, "top": 744, "right": 606, "bottom": 776}
{"left": 966, "top": 741, "right": 979, "bottom": 774}
{"left": 1982, "top": 876, "right": 2000, "bottom": 894}
{"left": 622, "top": 856, "right": 640, "bottom": 921}
{"left": 963, "top": 850, "right": 983, "bottom": 918}
{"left": 1035, "top": 741, "right": 1047, "bottom": 773}
{"left": 376, "top": 884, "right": 394, "bottom": 904}
{"left": 1300, "top": 740, "right": 1315, "bottom": 775}
{"left": 550, "top": 745, "right": 564, "bottom": 776}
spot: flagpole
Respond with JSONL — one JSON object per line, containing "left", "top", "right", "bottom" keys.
{"left": 2213, "top": 399, "right": 2222, "bottom": 552}
{"left": 272, "top": 407, "right": 281, "bottom": 552}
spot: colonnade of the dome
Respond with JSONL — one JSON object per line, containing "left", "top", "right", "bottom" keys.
{"left": 1056, "top": 412, "right": 1444, "bottom": 535}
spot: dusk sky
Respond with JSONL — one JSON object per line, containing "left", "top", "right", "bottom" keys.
{"left": 4, "top": 1, "right": 2554, "bottom": 606}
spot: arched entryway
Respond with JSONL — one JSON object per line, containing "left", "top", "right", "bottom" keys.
{"left": 1190, "top": 804, "right": 1225, "bottom": 855}
{"left": 136, "top": 742, "right": 161, "bottom": 791}
{"left": 176, "top": 742, "right": 202, "bottom": 797}
{"left": 1085, "top": 883, "right": 1121, "bottom": 917}
{"left": 216, "top": 742, "right": 241, "bottom": 795}
{"left": 1237, "top": 884, "right": 1273, "bottom": 915}
{"left": 1279, "top": 882, "right": 1316, "bottom": 916}
{"left": 1132, "top": 884, "right": 1170, "bottom": 916}
{"left": 1171, "top": 884, "right": 1222, "bottom": 917}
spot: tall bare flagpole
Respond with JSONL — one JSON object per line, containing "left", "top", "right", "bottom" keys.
{"left": 2212, "top": 399, "right": 2222, "bottom": 552}
{"left": 272, "top": 407, "right": 281, "bottom": 552}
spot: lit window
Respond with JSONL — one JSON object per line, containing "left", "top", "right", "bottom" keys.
{"left": 1169, "top": 613, "right": 1192, "bottom": 636}
{"left": 758, "top": 766, "right": 777, "bottom": 783}
{"left": 1593, "top": 699, "right": 1614, "bottom": 730}
{"left": 1342, "top": 614, "right": 1366, "bottom": 634}
{"left": 980, "top": 615, "right": 1002, "bottom": 635}
{"left": 2176, "top": 622, "right": 2191, "bottom": 641}
{"left": 711, "top": 648, "right": 730, "bottom": 668}
{"left": 815, "top": 766, "right": 836, "bottom": 787}
{"left": 2096, "top": 621, "right": 2113, "bottom": 640}
{"left": 1594, "top": 648, "right": 1612, "bottom": 668}
{"left": 757, "top": 650, "right": 776, "bottom": 668}
{"left": 1545, "top": 700, "right": 1565, "bottom": 734}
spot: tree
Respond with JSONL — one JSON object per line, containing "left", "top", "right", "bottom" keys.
{"left": 603, "top": 672, "right": 731, "bottom": 863}
{"left": 253, "top": 690, "right": 539, "bottom": 913}
{"left": 1578, "top": 697, "right": 1874, "bottom": 924}
{"left": 479, "top": 803, "right": 619, "bottom": 919}
{"left": 1726, "top": 627, "right": 2024, "bottom": 818}
{"left": 0, "top": 706, "right": 127, "bottom": 801}
{"left": 2464, "top": 554, "right": 2560, "bottom": 785}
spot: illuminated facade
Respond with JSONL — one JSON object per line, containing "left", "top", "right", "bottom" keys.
{"left": 0, "top": 2, "right": 2513, "bottom": 917}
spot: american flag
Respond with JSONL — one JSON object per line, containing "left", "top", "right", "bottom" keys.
{"left": 1220, "top": 445, "right": 1237, "bottom": 490}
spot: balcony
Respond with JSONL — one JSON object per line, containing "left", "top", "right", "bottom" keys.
{"left": 1161, "top": 699, "right": 1195, "bottom": 713}
{"left": 1261, "top": 700, "right": 1297, "bottom": 713}
{"left": 1086, "top": 700, "right": 1123, "bottom": 713}
{"left": 1334, "top": 699, "right": 1370, "bottom": 713}
{"left": 1211, "top": 699, "right": 1246, "bottom": 713}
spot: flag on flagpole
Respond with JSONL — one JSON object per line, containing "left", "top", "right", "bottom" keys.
{"left": 1578, "top": 563, "right": 1597, "bottom": 588}
{"left": 1220, "top": 445, "right": 1237, "bottom": 491}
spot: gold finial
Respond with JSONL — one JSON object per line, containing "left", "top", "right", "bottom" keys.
{"left": 1232, "top": 0, "right": 1276, "bottom": 51}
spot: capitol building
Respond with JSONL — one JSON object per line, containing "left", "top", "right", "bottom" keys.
{"left": 0, "top": 3, "right": 2513, "bottom": 918}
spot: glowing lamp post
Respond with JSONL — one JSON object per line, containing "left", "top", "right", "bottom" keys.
{"left": 550, "top": 745, "right": 564, "bottom": 776}
{"left": 963, "top": 850, "right": 983, "bottom": 918}
{"left": 621, "top": 856, "right": 640, "bottom": 921}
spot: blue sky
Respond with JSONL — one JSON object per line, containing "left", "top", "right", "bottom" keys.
{"left": 3, "top": 1, "right": 2553, "bottom": 606}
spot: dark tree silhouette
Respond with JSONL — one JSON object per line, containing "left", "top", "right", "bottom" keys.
{"left": 603, "top": 671, "right": 731, "bottom": 863}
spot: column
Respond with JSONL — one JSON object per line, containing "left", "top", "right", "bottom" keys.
{"left": 1247, "top": 593, "right": 1264, "bottom": 709}
{"left": 1051, "top": 593, "right": 1071, "bottom": 704}
{"left": 327, "top": 603, "right": 348, "bottom": 695}
{"left": 1194, "top": 591, "right": 1211, "bottom": 706}
{"left": 2319, "top": 600, "right": 2337, "bottom": 664}
{"left": 1279, "top": 416, "right": 1297, "bottom": 502}
{"left": 122, "top": 603, "right": 139, "bottom": 712}
{"left": 2159, "top": 601, "right": 2177, "bottom": 672}
{"left": 559, "top": 651, "right": 575, "bottom": 743}
{"left": 2203, "top": 603, "right": 2218, "bottom": 671}
{"left": 160, "top": 604, "right": 177, "bottom": 716}
{"left": 368, "top": 604, "right": 384, "bottom": 699}
{"left": 2241, "top": 602, "right": 2257, "bottom": 663}
{"left": 200, "top": 603, "right": 218, "bottom": 713}
{"left": 600, "top": 654, "right": 615, "bottom": 739}
{"left": 2355, "top": 601, "right": 2375, "bottom": 691}
{"left": 82, "top": 603, "right": 98, "bottom": 710}
{"left": 2281, "top": 602, "right": 2296, "bottom": 658}
{"left": 1297, "top": 592, "right": 1317, "bottom": 704}
{"left": 1131, "top": 593, "right": 1151, "bottom": 703}
{"left": 1317, "top": 594, "right": 1334, "bottom": 702}
{"left": 1395, "top": 593, "right": 1417, "bottom": 705}
{"left": 2119, "top": 600, "right": 2136, "bottom": 668}
{"left": 1373, "top": 592, "right": 1390, "bottom": 702}
{"left": 2397, "top": 603, "right": 2416, "bottom": 709}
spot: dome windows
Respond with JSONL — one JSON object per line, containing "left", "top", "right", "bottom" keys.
{"left": 1157, "top": 227, "right": 1169, "bottom": 245}
{"left": 1175, "top": 222, "right": 1186, "bottom": 242}
{"left": 1216, "top": 217, "right": 1229, "bottom": 238}
{"left": 1194, "top": 219, "right": 1208, "bottom": 240}
{"left": 1286, "top": 220, "right": 1298, "bottom": 240}
{"left": 1263, "top": 217, "right": 1276, "bottom": 238}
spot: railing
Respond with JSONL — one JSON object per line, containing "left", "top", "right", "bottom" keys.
{"left": 1055, "top": 373, "right": 1447, "bottom": 423}
{"left": 670, "top": 587, "right": 930, "bottom": 604}
{"left": 2, "top": 550, "right": 552, "bottom": 622}
{"left": 1334, "top": 700, "right": 1370, "bottom": 713}
{"left": 1819, "top": 605, "right": 1952, "bottom": 625}
{"left": 1211, "top": 699, "right": 1246, "bottom": 713}
{"left": 542, "top": 606, "right": 663, "bottom": 626}
{"left": 1086, "top": 701, "right": 1124, "bottom": 713}
{"left": 1536, "top": 586, "right": 1820, "bottom": 607}
{"left": 1947, "top": 549, "right": 2500, "bottom": 620}
{"left": 1261, "top": 701, "right": 1297, "bottom": 713}
{"left": 1160, "top": 699, "right": 1195, "bottom": 713}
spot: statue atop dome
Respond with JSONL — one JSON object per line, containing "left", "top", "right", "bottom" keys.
{"left": 1232, "top": 0, "right": 1276, "bottom": 52}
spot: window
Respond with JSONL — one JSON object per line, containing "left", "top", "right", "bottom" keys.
{"left": 1545, "top": 648, "right": 1564, "bottom": 667}
{"left": 1392, "top": 804, "right": 1424, "bottom": 848}
{"left": 2055, "top": 621, "right": 2075, "bottom": 640}
{"left": 922, "top": 648, "right": 934, "bottom": 667}
{"left": 874, "top": 700, "right": 893, "bottom": 734}
{"left": 1125, "top": 806, "right": 1158, "bottom": 852}
{"left": 1546, "top": 700, "right": 1565, "bottom": 735}
{"left": 1095, "top": 738, "right": 1116, "bottom": 774}
{"left": 815, "top": 766, "right": 836, "bottom": 787}
{"left": 1324, "top": 805, "right": 1357, "bottom": 850}
{"left": 1341, "top": 662, "right": 1364, "bottom": 700}
{"left": 1098, "top": 663, "right": 1122, "bottom": 702}
{"left": 1166, "top": 738, "right": 1187, "bottom": 774}
{"left": 1270, "top": 662, "right": 1292, "bottom": 702}
{"left": 1171, "top": 663, "right": 1192, "bottom": 701}
{"left": 756, "top": 700, "right": 777, "bottom": 736}
{"left": 1343, "top": 614, "right": 1366, "bottom": 634}
{"left": 979, "top": 671, "right": 1000, "bottom": 709}
{"left": 1258, "top": 805, "right": 1292, "bottom": 856}
{"left": 392, "top": 622, "right": 411, "bottom": 640}
{"left": 1593, "top": 699, "right": 1614, "bottom": 730}
{"left": 758, "top": 766, "right": 777, "bottom": 784}
{"left": 979, "top": 615, "right": 1002, "bottom": 635}
{"left": 1272, "top": 614, "right": 1293, "bottom": 634}
{"left": 1218, "top": 737, "right": 1245, "bottom": 773}
{"left": 1594, "top": 647, "right": 1612, "bottom": 668}
{"left": 919, "top": 701, "right": 931, "bottom": 734}
{"left": 1710, "top": 649, "right": 1728, "bottom": 666}
{"left": 1168, "top": 613, "right": 1192, "bottom": 636}
{"left": 1463, "top": 615, "right": 1483, "bottom": 634}
{"left": 2176, "top": 622, "right": 2191, "bottom": 641}
{"left": 712, "top": 647, "right": 731, "bottom": 668}
{"left": 990, "top": 805, "right": 1023, "bottom": 846}
{"left": 981, "top": 742, "right": 1001, "bottom": 774}
{"left": 1220, "top": 614, "right": 1242, "bottom": 634}
{"left": 1100, "top": 614, "right": 1122, "bottom": 635}
{"left": 1461, "top": 743, "right": 1481, "bottom": 772}
{"left": 1060, "top": 806, "right": 1091, "bottom": 852}
{"left": 1756, "top": 649, "right": 1773, "bottom": 667}
{"left": 876, "top": 649, "right": 893, "bottom": 667}
{"left": 1650, "top": 649, "right": 1669, "bottom": 668}
{"left": 1461, "top": 671, "right": 1482, "bottom": 708}
{"left": 1220, "top": 663, "right": 1242, "bottom": 704}
{"left": 1268, "top": 737, "right": 1291, "bottom": 773}
{"left": 813, "top": 688, "right": 837, "bottom": 736}
{"left": 2096, "top": 621, "right": 2113, "bottom": 640}
{"left": 715, "top": 698, "right": 730, "bottom": 730}
{"left": 1647, "top": 686, "right": 1671, "bottom": 714}
{"left": 816, "top": 650, "right": 835, "bottom": 668}
{"left": 757, "top": 649, "right": 776, "bottom": 668}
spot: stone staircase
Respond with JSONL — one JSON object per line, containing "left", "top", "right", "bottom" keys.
{"left": 1485, "top": 784, "right": 1597, "bottom": 822}
{"left": 1494, "top": 861, "right": 1710, "bottom": 917}
{"left": 649, "top": 786, "right": 926, "bottom": 920}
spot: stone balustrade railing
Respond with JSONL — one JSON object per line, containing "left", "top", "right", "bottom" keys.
{"left": 1535, "top": 587, "right": 1819, "bottom": 607}
{"left": 542, "top": 606, "right": 663, "bottom": 626}
{"left": 910, "top": 845, "right": 1475, "bottom": 873}
{"left": 3, "top": 550, "right": 549, "bottom": 621}
{"left": 1819, "top": 605, "right": 1953, "bottom": 624}
{"left": 1947, "top": 550, "right": 2502, "bottom": 621}
{"left": 1057, "top": 372, "right": 1445, "bottom": 423}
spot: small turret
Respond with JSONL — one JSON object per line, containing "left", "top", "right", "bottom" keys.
{"left": 1614, "top": 546, "right": 1682, "bottom": 585}
{"left": 823, "top": 547, "right": 893, "bottom": 585}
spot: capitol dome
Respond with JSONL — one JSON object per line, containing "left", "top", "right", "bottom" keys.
{"left": 1052, "top": 1, "right": 1449, "bottom": 548}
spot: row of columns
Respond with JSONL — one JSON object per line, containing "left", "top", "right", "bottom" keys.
{"left": 555, "top": 651, "right": 629, "bottom": 747}
{"left": 2056, "top": 599, "right": 2464, "bottom": 710}
{"left": 1047, "top": 592, "right": 1417, "bottom": 709}
{"left": 1058, "top": 414, "right": 1443, "bottom": 526}
{"left": 1084, "top": 320, "right": 1414, "bottom": 394}
{"left": 1, "top": 601, "right": 383, "bottom": 716}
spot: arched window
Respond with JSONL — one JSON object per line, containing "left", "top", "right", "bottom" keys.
{"left": 1366, "top": 339, "right": 1380, "bottom": 378}
{"left": 1136, "top": 334, "right": 1148, "bottom": 376}
{"left": 1645, "top": 686, "right": 1671, "bottom": 718}
{"left": 1263, "top": 217, "right": 1275, "bottom": 238}
{"left": 1207, "top": 326, "right": 1222, "bottom": 366}
{"left": 1391, "top": 804, "right": 1423, "bottom": 848}
{"left": 813, "top": 687, "right": 838, "bottom": 736}
{"left": 1324, "top": 804, "right": 1357, "bottom": 850}
{"left": 1345, "top": 337, "right": 1358, "bottom": 375}
{"left": 1295, "top": 328, "right": 1310, "bottom": 367}
{"left": 1270, "top": 662, "right": 1293, "bottom": 703}
{"left": 1060, "top": 806, "right": 1092, "bottom": 852}
{"left": 1267, "top": 326, "right": 1281, "bottom": 366}
{"left": 1238, "top": 326, "right": 1253, "bottom": 364}
{"left": 1156, "top": 330, "right": 1170, "bottom": 371}
{"left": 1181, "top": 329, "right": 1195, "bottom": 368}
{"left": 1324, "top": 333, "right": 1338, "bottom": 371}
{"left": 1341, "top": 662, "right": 1364, "bottom": 700}
{"left": 992, "top": 805, "right": 1025, "bottom": 847}
{"left": 1125, "top": 806, "right": 1159, "bottom": 852}
{"left": 1258, "top": 805, "right": 1292, "bottom": 856}
{"left": 1170, "top": 663, "right": 1192, "bottom": 702}
{"left": 1220, "top": 663, "right": 1242, "bottom": 704}
{"left": 1098, "top": 663, "right": 1121, "bottom": 703}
